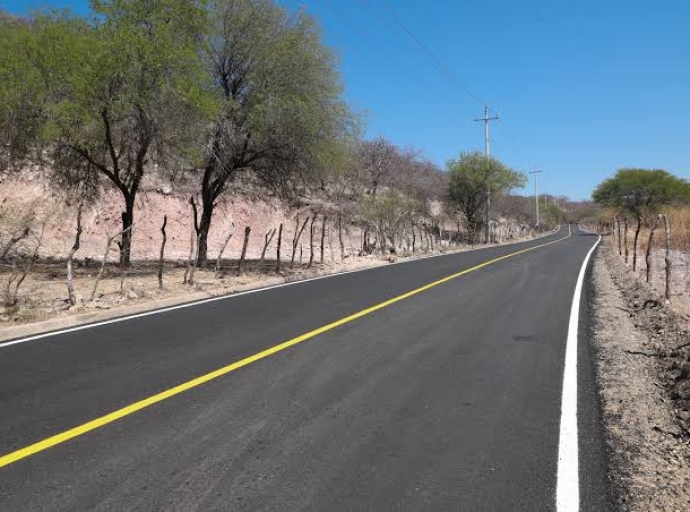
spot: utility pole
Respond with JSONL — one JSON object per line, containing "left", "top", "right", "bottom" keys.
{"left": 529, "top": 170, "right": 542, "bottom": 228}
{"left": 474, "top": 106, "right": 499, "bottom": 243}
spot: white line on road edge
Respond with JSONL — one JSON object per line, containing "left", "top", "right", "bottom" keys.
{"left": 0, "top": 226, "right": 564, "bottom": 350}
{"left": 556, "top": 234, "right": 601, "bottom": 511}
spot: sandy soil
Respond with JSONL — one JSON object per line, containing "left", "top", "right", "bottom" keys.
{"left": 592, "top": 239, "right": 690, "bottom": 511}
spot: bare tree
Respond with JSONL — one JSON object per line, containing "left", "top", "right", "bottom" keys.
{"left": 624, "top": 217, "right": 629, "bottom": 263}
{"left": 184, "top": 198, "right": 202, "bottom": 286}
{"left": 291, "top": 216, "right": 310, "bottom": 269}
{"left": 0, "top": 227, "right": 30, "bottom": 261}
{"left": 338, "top": 214, "right": 345, "bottom": 261}
{"left": 308, "top": 216, "right": 317, "bottom": 269}
{"left": 661, "top": 213, "right": 671, "bottom": 300}
{"left": 158, "top": 215, "right": 167, "bottom": 289}
{"left": 645, "top": 215, "right": 660, "bottom": 283}
{"left": 66, "top": 206, "right": 83, "bottom": 306}
{"left": 259, "top": 228, "right": 276, "bottom": 268}
{"left": 3, "top": 227, "right": 43, "bottom": 308}
{"left": 320, "top": 215, "right": 327, "bottom": 264}
{"left": 215, "top": 223, "right": 236, "bottom": 277}
{"left": 276, "top": 223, "right": 283, "bottom": 273}
{"left": 90, "top": 225, "right": 133, "bottom": 302}
{"left": 237, "top": 226, "right": 251, "bottom": 276}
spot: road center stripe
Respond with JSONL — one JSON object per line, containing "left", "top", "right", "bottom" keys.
{"left": 0, "top": 229, "right": 572, "bottom": 470}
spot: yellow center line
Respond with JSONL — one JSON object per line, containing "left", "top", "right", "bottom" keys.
{"left": 0, "top": 227, "right": 573, "bottom": 470}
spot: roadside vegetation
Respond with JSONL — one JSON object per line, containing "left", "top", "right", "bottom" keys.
{"left": 0, "top": 0, "right": 570, "bottom": 324}
{"left": 586, "top": 167, "right": 690, "bottom": 510}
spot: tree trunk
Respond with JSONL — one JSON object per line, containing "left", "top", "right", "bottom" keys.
{"left": 259, "top": 228, "right": 275, "bottom": 267}
{"left": 617, "top": 217, "right": 622, "bottom": 255}
{"left": 645, "top": 216, "right": 659, "bottom": 283}
{"left": 338, "top": 214, "right": 345, "bottom": 261}
{"left": 215, "top": 223, "right": 235, "bottom": 277}
{"left": 276, "top": 223, "right": 283, "bottom": 273}
{"left": 66, "top": 206, "right": 83, "bottom": 306}
{"left": 183, "top": 212, "right": 196, "bottom": 285}
{"left": 662, "top": 213, "right": 671, "bottom": 300}
{"left": 4, "top": 229, "right": 42, "bottom": 307}
{"left": 291, "top": 216, "right": 310, "bottom": 269}
{"left": 196, "top": 202, "right": 214, "bottom": 266}
{"left": 328, "top": 219, "right": 335, "bottom": 263}
{"left": 237, "top": 226, "right": 251, "bottom": 276}
{"left": 308, "top": 216, "right": 317, "bottom": 269}
{"left": 411, "top": 222, "right": 416, "bottom": 253}
{"left": 632, "top": 215, "right": 641, "bottom": 271}
{"left": 119, "top": 194, "right": 135, "bottom": 267}
{"left": 290, "top": 215, "right": 300, "bottom": 264}
{"left": 158, "top": 215, "right": 167, "bottom": 289}
{"left": 485, "top": 188, "right": 491, "bottom": 244}
{"left": 0, "top": 227, "right": 30, "bottom": 261}
{"left": 320, "top": 215, "right": 327, "bottom": 264}
{"left": 91, "top": 225, "right": 132, "bottom": 301}
{"left": 624, "top": 217, "right": 629, "bottom": 263}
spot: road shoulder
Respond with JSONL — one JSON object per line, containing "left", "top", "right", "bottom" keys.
{"left": 590, "top": 241, "right": 690, "bottom": 510}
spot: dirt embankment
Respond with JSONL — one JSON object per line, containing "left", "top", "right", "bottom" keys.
{"left": 592, "top": 239, "right": 690, "bottom": 510}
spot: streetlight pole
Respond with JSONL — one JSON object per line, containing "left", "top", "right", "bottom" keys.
{"left": 529, "top": 170, "right": 542, "bottom": 228}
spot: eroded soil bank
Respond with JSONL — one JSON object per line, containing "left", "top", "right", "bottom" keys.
{"left": 591, "top": 240, "right": 690, "bottom": 510}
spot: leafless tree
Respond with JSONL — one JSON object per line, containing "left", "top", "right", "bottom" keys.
{"left": 624, "top": 218, "right": 629, "bottom": 263}
{"left": 320, "top": 216, "right": 327, "bottom": 264}
{"left": 308, "top": 216, "right": 317, "bottom": 269}
{"left": 215, "top": 223, "right": 236, "bottom": 277}
{"left": 291, "top": 215, "right": 310, "bottom": 269}
{"left": 276, "top": 223, "right": 284, "bottom": 273}
{"left": 158, "top": 215, "right": 167, "bottom": 289}
{"left": 661, "top": 213, "right": 671, "bottom": 299}
{"left": 184, "top": 198, "right": 202, "bottom": 285}
{"left": 0, "top": 227, "right": 30, "bottom": 261}
{"left": 66, "top": 206, "right": 83, "bottom": 305}
{"left": 338, "top": 214, "right": 345, "bottom": 261}
{"left": 237, "top": 226, "right": 251, "bottom": 276}
{"left": 259, "top": 228, "right": 276, "bottom": 267}
{"left": 645, "top": 215, "right": 660, "bottom": 283}
{"left": 2, "top": 227, "right": 43, "bottom": 307}
{"left": 90, "top": 224, "right": 133, "bottom": 302}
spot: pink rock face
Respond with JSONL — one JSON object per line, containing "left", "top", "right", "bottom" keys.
{"left": 0, "top": 173, "right": 303, "bottom": 262}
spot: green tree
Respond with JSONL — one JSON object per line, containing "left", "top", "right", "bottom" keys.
{"left": 194, "top": 0, "right": 355, "bottom": 264}
{"left": 446, "top": 151, "right": 526, "bottom": 242}
{"left": 592, "top": 168, "right": 690, "bottom": 270}
{"left": 0, "top": 11, "right": 47, "bottom": 171}
{"left": 0, "top": 1, "right": 211, "bottom": 265}
{"left": 357, "top": 191, "right": 419, "bottom": 254}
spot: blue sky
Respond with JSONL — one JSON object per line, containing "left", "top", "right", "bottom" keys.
{"left": 5, "top": 0, "right": 689, "bottom": 200}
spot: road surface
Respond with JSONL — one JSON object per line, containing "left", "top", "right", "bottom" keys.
{"left": 0, "top": 225, "right": 613, "bottom": 511}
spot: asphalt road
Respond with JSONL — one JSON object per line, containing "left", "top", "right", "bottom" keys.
{"left": 0, "top": 225, "right": 613, "bottom": 511}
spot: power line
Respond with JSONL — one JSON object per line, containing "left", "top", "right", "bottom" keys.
{"left": 372, "top": 0, "right": 489, "bottom": 109}
{"left": 317, "top": 0, "right": 452, "bottom": 102}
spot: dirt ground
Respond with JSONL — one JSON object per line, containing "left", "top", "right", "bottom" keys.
{"left": 592, "top": 239, "right": 690, "bottom": 511}
{"left": 0, "top": 254, "right": 391, "bottom": 327}
{"left": 0, "top": 229, "right": 551, "bottom": 339}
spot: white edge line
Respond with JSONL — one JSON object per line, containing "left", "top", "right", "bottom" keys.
{"left": 556, "top": 233, "right": 601, "bottom": 511}
{"left": 0, "top": 225, "right": 564, "bottom": 350}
